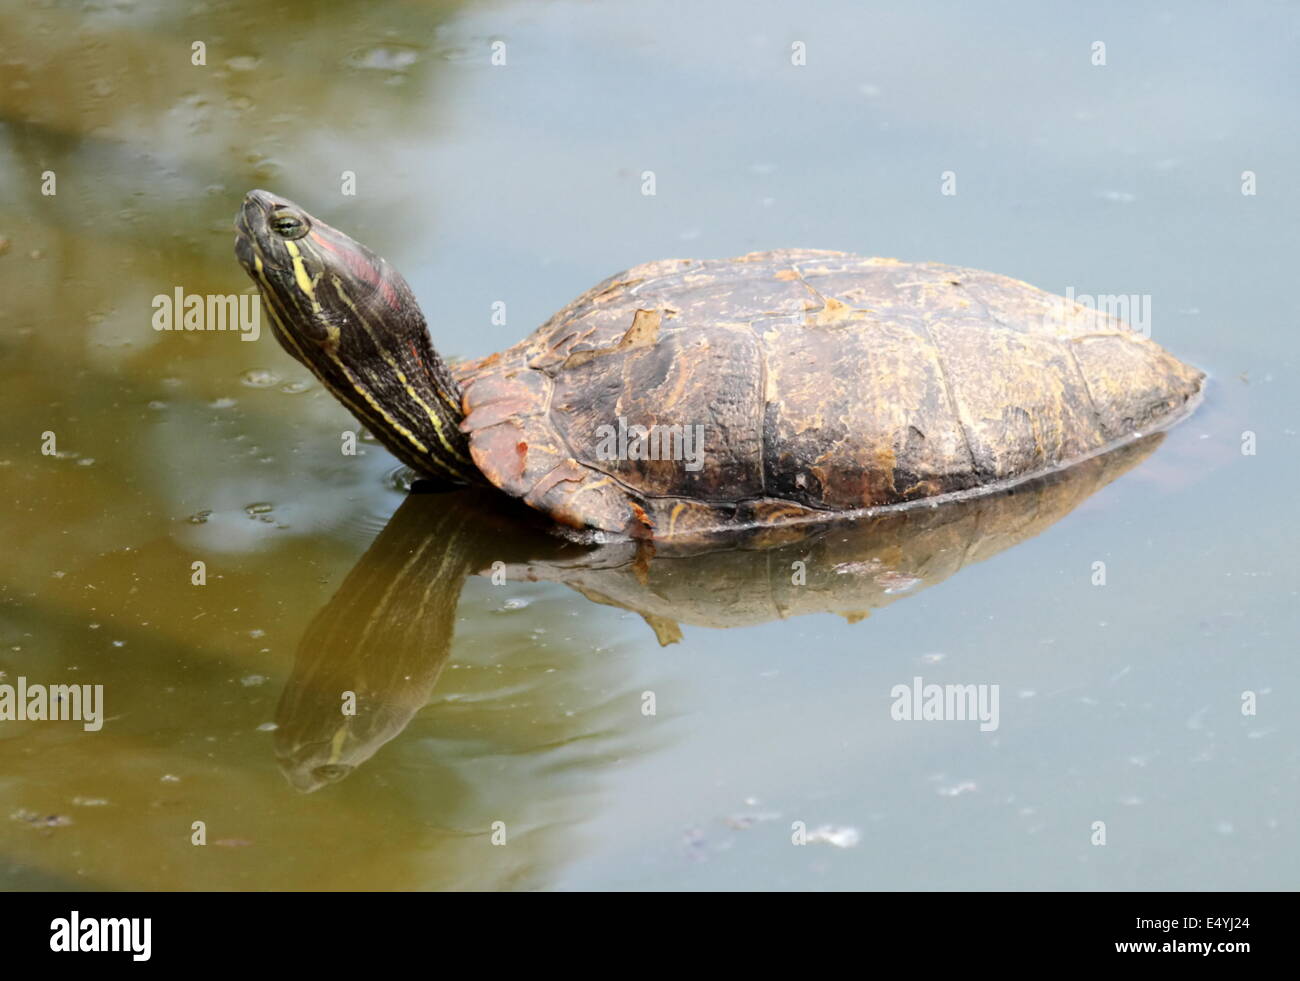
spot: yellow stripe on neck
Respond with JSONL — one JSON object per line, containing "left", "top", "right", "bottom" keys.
{"left": 329, "top": 274, "right": 473, "bottom": 467}
{"left": 248, "top": 248, "right": 461, "bottom": 479}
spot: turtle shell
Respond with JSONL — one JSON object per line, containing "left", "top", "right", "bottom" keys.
{"left": 456, "top": 250, "right": 1203, "bottom": 539}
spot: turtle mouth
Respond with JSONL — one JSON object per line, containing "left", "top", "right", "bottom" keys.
{"left": 234, "top": 198, "right": 273, "bottom": 273}
{"left": 232, "top": 220, "right": 259, "bottom": 273}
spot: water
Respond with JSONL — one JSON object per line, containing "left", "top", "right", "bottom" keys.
{"left": 1, "top": 0, "right": 1296, "bottom": 890}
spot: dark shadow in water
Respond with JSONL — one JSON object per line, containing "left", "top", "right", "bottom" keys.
{"left": 275, "top": 433, "right": 1164, "bottom": 791}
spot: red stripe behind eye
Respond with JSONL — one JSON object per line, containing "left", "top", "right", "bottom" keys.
{"left": 314, "top": 232, "right": 379, "bottom": 285}
{"left": 345, "top": 250, "right": 380, "bottom": 285}
{"left": 313, "top": 231, "right": 400, "bottom": 309}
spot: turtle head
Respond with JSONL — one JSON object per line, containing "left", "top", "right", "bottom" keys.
{"left": 235, "top": 189, "right": 477, "bottom": 484}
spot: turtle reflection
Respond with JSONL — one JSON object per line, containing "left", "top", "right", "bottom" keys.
{"left": 274, "top": 433, "right": 1162, "bottom": 790}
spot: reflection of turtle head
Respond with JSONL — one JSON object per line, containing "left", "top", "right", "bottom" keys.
{"left": 271, "top": 489, "right": 547, "bottom": 791}
{"left": 274, "top": 434, "right": 1164, "bottom": 789}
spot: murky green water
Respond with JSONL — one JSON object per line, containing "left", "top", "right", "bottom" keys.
{"left": 1, "top": 1, "right": 1296, "bottom": 890}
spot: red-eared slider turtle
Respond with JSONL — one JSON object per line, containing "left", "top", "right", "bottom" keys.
{"left": 235, "top": 190, "right": 1204, "bottom": 540}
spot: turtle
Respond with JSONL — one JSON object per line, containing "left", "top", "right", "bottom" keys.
{"left": 234, "top": 189, "right": 1205, "bottom": 541}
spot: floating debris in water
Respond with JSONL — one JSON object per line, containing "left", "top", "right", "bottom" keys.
{"left": 240, "top": 369, "right": 281, "bottom": 388}
{"left": 682, "top": 827, "right": 708, "bottom": 862}
{"left": 806, "top": 825, "right": 860, "bottom": 848}
{"left": 833, "top": 559, "right": 881, "bottom": 576}
{"left": 435, "top": 44, "right": 483, "bottom": 63}
{"left": 10, "top": 809, "right": 73, "bottom": 829}
{"left": 723, "top": 811, "right": 781, "bottom": 830}
{"left": 937, "top": 780, "right": 978, "bottom": 797}
{"left": 875, "top": 570, "right": 922, "bottom": 594}
{"left": 347, "top": 44, "right": 420, "bottom": 72}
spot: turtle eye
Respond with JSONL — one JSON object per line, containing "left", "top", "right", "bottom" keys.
{"left": 269, "top": 208, "right": 308, "bottom": 239}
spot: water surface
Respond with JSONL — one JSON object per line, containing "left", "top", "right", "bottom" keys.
{"left": 0, "top": 0, "right": 1296, "bottom": 890}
